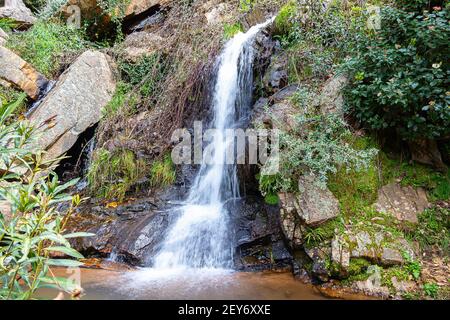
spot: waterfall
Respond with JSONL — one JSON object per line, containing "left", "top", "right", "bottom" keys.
{"left": 153, "top": 18, "right": 274, "bottom": 270}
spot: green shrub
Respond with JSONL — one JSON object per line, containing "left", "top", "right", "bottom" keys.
{"left": 87, "top": 148, "right": 147, "bottom": 201}
{"left": 423, "top": 282, "right": 439, "bottom": 298}
{"left": 0, "top": 18, "right": 18, "bottom": 32}
{"left": 259, "top": 113, "right": 378, "bottom": 194}
{"left": 343, "top": 4, "right": 450, "bottom": 140}
{"left": 264, "top": 193, "right": 279, "bottom": 205}
{"left": 6, "top": 21, "right": 88, "bottom": 78}
{"left": 223, "top": 22, "right": 243, "bottom": 40}
{"left": 0, "top": 95, "right": 90, "bottom": 300}
{"left": 274, "top": 0, "right": 297, "bottom": 36}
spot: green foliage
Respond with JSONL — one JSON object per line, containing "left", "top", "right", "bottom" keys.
{"left": 380, "top": 153, "right": 450, "bottom": 201}
{"left": 87, "top": 148, "right": 147, "bottom": 201}
{"left": 6, "top": 21, "right": 88, "bottom": 78}
{"left": 0, "top": 18, "right": 18, "bottom": 32}
{"left": 259, "top": 113, "right": 378, "bottom": 194}
{"left": 0, "top": 95, "right": 89, "bottom": 300}
{"left": 343, "top": 4, "right": 450, "bottom": 140}
{"left": 408, "top": 206, "right": 450, "bottom": 254}
{"left": 264, "top": 193, "right": 279, "bottom": 205}
{"left": 149, "top": 154, "right": 176, "bottom": 188}
{"left": 303, "top": 227, "right": 327, "bottom": 246}
{"left": 274, "top": 0, "right": 297, "bottom": 35}
{"left": 423, "top": 282, "right": 439, "bottom": 298}
{"left": 347, "top": 258, "right": 371, "bottom": 276}
{"left": 403, "top": 251, "right": 421, "bottom": 280}
{"left": 118, "top": 54, "right": 167, "bottom": 98}
{"left": 239, "top": 0, "right": 255, "bottom": 12}
{"left": 328, "top": 136, "right": 380, "bottom": 215}
{"left": 223, "top": 22, "right": 243, "bottom": 40}
{"left": 102, "top": 82, "right": 137, "bottom": 117}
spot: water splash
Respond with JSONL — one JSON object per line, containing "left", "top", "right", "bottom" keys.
{"left": 153, "top": 18, "right": 274, "bottom": 270}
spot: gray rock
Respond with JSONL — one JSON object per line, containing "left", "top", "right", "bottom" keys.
{"left": 263, "top": 53, "right": 288, "bottom": 94}
{"left": 375, "top": 183, "right": 429, "bottom": 224}
{"left": 271, "top": 84, "right": 300, "bottom": 104}
{"left": 331, "top": 229, "right": 415, "bottom": 268}
{"left": 122, "top": 31, "right": 165, "bottom": 62}
{"left": 0, "top": 0, "right": 36, "bottom": 28}
{"left": 0, "top": 27, "right": 8, "bottom": 46}
{"left": 28, "top": 50, "right": 116, "bottom": 161}
{"left": 305, "top": 246, "right": 331, "bottom": 282}
{"left": 313, "top": 74, "right": 348, "bottom": 115}
{"left": 0, "top": 46, "right": 48, "bottom": 100}
{"left": 296, "top": 174, "right": 340, "bottom": 226}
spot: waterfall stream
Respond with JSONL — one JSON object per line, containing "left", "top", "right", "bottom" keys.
{"left": 153, "top": 18, "right": 274, "bottom": 270}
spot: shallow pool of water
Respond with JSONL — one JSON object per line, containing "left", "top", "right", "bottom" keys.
{"left": 39, "top": 268, "right": 327, "bottom": 300}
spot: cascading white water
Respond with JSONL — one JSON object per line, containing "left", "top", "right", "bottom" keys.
{"left": 153, "top": 18, "right": 274, "bottom": 270}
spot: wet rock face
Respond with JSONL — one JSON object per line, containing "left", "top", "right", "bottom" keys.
{"left": 374, "top": 183, "right": 429, "bottom": 224}
{"left": 230, "top": 196, "right": 292, "bottom": 271}
{"left": 0, "top": 46, "right": 48, "bottom": 100}
{"left": 67, "top": 199, "right": 172, "bottom": 266}
{"left": 28, "top": 50, "right": 116, "bottom": 162}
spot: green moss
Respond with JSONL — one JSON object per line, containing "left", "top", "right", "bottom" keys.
{"left": 264, "top": 193, "right": 279, "bottom": 205}
{"left": 6, "top": 21, "right": 88, "bottom": 78}
{"left": 348, "top": 258, "right": 371, "bottom": 276}
{"left": 328, "top": 136, "right": 380, "bottom": 216}
{"left": 223, "top": 22, "right": 243, "bottom": 40}
{"left": 274, "top": 0, "right": 297, "bottom": 36}
{"left": 149, "top": 154, "right": 176, "bottom": 188}
{"left": 380, "top": 152, "right": 450, "bottom": 201}
{"left": 87, "top": 148, "right": 147, "bottom": 201}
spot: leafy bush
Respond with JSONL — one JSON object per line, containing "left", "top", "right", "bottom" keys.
{"left": 259, "top": 113, "right": 378, "bottom": 193}
{"left": 0, "top": 95, "right": 89, "bottom": 300}
{"left": 423, "top": 282, "right": 439, "bottom": 298}
{"left": 6, "top": 21, "right": 88, "bottom": 77}
{"left": 343, "top": 3, "right": 450, "bottom": 140}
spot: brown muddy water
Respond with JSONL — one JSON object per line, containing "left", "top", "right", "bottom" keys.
{"left": 38, "top": 268, "right": 328, "bottom": 300}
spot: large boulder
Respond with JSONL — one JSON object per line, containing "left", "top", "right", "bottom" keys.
{"left": 28, "top": 50, "right": 115, "bottom": 161}
{"left": 125, "top": 0, "right": 171, "bottom": 18}
{"left": 0, "top": 27, "right": 8, "bottom": 46}
{"left": 374, "top": 183, "right": 429, "bottom": 224}
{"left": 121, "top": 31, "right": 165, "bottom": 62}
{"left": 0, "top": 0, "right": 36, "bottom": 28}
{"left": 313, "top": 74, "right": 348, "bottom": 115}
{"left": 278, "top": 175, "right": 340, "bottom": 248}
{"left": 0, "top": 46, "right": 48, "bottom": 100}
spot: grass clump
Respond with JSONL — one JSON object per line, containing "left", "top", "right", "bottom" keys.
{"left": 274, "top": 0, "right": 297, "bottom": 36}
{"left": 223, "top": 22, "right": 243, "bottom": 40}
{"left": 6, "top": 21, "right": 88, "bottom": 78}
{"left": 407, "top": 206, "right": 450, "bottom": 254}
{"left": 149, "top": 154, "right": 176, "bottom": 188}
{"left": 87, "top": 148, "right": 147, "bottom": 202}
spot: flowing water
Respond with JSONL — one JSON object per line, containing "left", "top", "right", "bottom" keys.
{"left": 153, "top": 18, "right": 274, "bottom": 270}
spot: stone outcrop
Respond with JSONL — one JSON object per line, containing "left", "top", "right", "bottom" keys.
{"left": 0, "top": 46, "right": 48, "bottom": 100}
{"left": 331, "top": 229, "right": 415, "bottom": 269}
{"left": 125, "top": 0, "right": 171, "bottom": 18}
{"left": 0, "top": 27, "right": 8, "bottom": 46}
{"left": 28, "top": 50, "right": 115, "bottom": 161}
{"left": 278, "top": 175, "right": 340, "bottom": 248}
{"left": 0, "top": 0, "right": 36, "bottom": 28}
{"left": 313, "top": 74, "right": 348, "bottom": 115}
{"left": 262, "top": 53, "right": 288, "bottom": 94}
{"left": 374, "top": 183, "right": 429, "bottom": 224}
{"left": 408, "top": 138, "right": 447, "bottom": 171}
{"left": 122, "top": 31, "right": 165, "bottom": 62}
